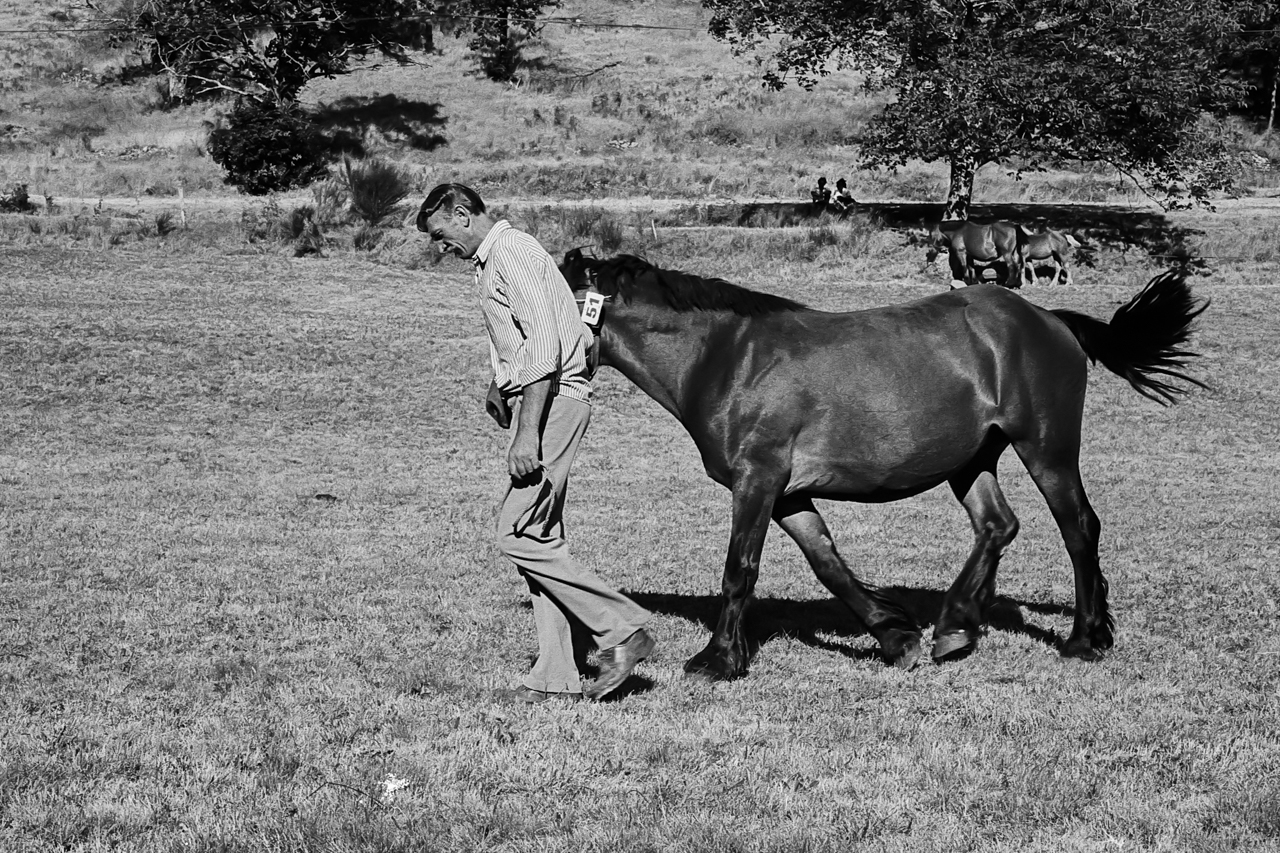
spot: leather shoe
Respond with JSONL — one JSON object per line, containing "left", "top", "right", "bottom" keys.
{"left": 503, "top": 686, "right": 583, "bottom": 704}
{"left": 586, "top": 628, "right": 656, "bottom": 700}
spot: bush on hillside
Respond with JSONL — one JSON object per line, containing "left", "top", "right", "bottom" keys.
{"left": 0, "top": 184, "right": 35, "bottom": 214}
{"left": 338, "top": 157, "right": 412, "bottom": 225}
{"left": 208, "top": 100, "right": 328, "bottom": 195}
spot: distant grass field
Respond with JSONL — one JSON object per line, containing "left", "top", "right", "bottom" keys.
{"left": 1, "top": 224, "right": 1277, "bottom": 851}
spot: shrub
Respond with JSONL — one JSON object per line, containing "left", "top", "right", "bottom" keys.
{"left": 353, "top": 223, "right": 383, "bottom": 251}
{"left": 597, "top": 215, "right": 625, "bottom": 254}
{"left": 0, "top": 184, "right": 35, "bottom": 213}
{"left": 208, "top": 100, "right": 328, "bottom": 195}
{"left": 338, "top": 157, "right": 411, "bottom": 225}
{"left": 154, "top": 211, "right": 178, "bottom": 237}
{"left": 312, "top": 179, "right": 350, "bottom": 227}
{"left": 241, "top": 200, "right": 285, "bottom": 243}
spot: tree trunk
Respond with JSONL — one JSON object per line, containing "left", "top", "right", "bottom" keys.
{"left": 1268, "top": 68, "right": 1277, "bottom": 137}
{"left": 165, "top": 69, "right": 186, "bottom": 105}
{"left": 943, "top": 153, "right": 977, "bottom": 220}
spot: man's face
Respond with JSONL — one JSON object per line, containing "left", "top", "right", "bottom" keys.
{"left": 424, "top": 206, "right": 480, "bottom": 259}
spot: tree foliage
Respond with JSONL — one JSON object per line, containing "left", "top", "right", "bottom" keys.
{"left": 1220, "top": 1, "right": 1280, "bottom": 128}
{"left": 705, "top": 0, "right": 1256, "bottom": 215}
{"left": 207, "top": 99, "right": 329, "bottom": 193}
{"left": 110, "top": 0, "right": 433, "bottom": 106}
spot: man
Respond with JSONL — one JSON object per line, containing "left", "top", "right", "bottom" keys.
{"left": 810, "top": 176, "right": 831, "bottom": 210}
{"left": 831, "top": 178, "right": 855, "bottom": 214}
{"left": 415, "top": 183, "right": 655, "bottom": 703}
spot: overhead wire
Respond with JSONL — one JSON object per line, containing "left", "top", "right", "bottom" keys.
{"left": 3, "top": 12, "right": 1280, "bottom": 38}
{"left": 0, "top": 13, "right": 709, "bottom": 38}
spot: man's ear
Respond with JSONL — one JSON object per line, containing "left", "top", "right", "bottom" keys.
{"left": 453, "top": 205, "right": 472, "bottom": 228}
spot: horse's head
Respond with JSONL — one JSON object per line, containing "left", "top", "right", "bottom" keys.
{"left": 560, "top": 250, "right": 653, "bottom": 303}
{"left": 559, "top": 247, "right": 596, "bottom": 296}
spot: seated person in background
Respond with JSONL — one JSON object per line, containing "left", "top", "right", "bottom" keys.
{"left": 810, "top": 177, "right": 831, "bottom": 209}
{"left": 832, "top": 178, "right": 855, "bottom": 213}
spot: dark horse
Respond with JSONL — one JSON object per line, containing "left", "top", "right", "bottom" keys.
{"left": 560, "top": 250, "right": 1206, "bottom": 680}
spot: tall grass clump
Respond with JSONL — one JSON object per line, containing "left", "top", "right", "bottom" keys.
{"left": 240, "top": 200, "right": 325, "bottom": 255}
{"left": 311, "top": 179, "right": 351, "bottom": 227}
{"left": 520, "top": 205, "right": 632, "bottom": 255}
{"left": 339, "top": 156, "right": 412, "bottom": 225}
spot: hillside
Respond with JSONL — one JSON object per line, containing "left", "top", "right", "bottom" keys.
{"left": 0, "top": 0, "right": 1215, "bottom": 209}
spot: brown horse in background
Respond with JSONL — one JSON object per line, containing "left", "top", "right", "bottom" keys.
{"left": 935, "top": 220, "right": 1024, "bottom": 288}
{"left": 1021, "top": 228, "right": 1083, "bottom": 286}
{"left": 562, "top": 249, "right": 1206, "bottom": 681}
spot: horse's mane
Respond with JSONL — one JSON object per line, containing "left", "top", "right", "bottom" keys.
{"left": 592, "top": 254, "right": 808, "bottom": 315}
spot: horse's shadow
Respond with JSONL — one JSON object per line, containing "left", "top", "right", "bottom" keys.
{"left": 310, "top": 94, "right": 448, "bottom": 158}
{"left": 627, "top": 587, "right": 1070, "bottom": 662}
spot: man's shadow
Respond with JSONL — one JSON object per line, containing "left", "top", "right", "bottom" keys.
{"left": 626, "top": 587, "right": 1070, "bottom": 665}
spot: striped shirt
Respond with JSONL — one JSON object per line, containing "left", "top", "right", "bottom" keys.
{"left": 474, "top": 220, "right": 592, "bottom": 405}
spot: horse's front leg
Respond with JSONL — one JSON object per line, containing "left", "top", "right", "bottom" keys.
{"left": 685, "top": 468, "right": 784, "bottom": 682}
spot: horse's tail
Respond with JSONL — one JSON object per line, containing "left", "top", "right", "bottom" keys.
{"left": 1064, "top": 233, "right": 1082, "bottom": 248}
{"left": 1051, "top": 270, "right": 1209, "bottom": 405}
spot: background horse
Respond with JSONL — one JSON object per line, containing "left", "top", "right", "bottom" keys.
{"left": 561, "top": 249, "right": 1206, "bottom": 681}
{"left": 935, "top": 220, "right": 1024, "bottom": 287}
{"left": 1020, "top": 228, "right": 1082, "bottom": 286}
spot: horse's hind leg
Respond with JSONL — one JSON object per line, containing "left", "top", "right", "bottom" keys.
{"left": 934, "top": 461, "right": 1020, "bottom": 662}
{"left": 773, "top": 495, "right": 922, "bottom": 669}
{"left": 1056, "top": 252, "right": 1073, "bottom": 286}
{"left": 949, "top": 247, "right": 968, "bottom": 287}
{"left": 1015, "top": 444, "right": 1111, "bottom": 658}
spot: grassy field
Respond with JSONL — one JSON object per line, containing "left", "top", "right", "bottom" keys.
{"left": 1, "top": 223, "right": 1278, "bottom": 851}
{"left": 1, "top": 0, "right": 1279, "bottom": 849}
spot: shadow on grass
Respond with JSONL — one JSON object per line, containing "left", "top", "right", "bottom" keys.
{"left": 658, "top": 200, "right": 1206, "bottom": 268}
{"left": 311, "top": 94, "right": 448, "bottom": 157}
{"left": 629, "top": 587, "right": 1070, "bottom": 662}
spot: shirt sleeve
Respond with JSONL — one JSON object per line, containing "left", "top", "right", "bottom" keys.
{"left": 496, "top": 243, "right": 562, "bottom": 386}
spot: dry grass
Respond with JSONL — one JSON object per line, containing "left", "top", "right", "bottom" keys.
{"left": 1, "top": 218, "right": 1278, "bottom": 851}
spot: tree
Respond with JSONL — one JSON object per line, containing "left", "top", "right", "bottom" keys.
{"left": 705, "top": 0, "right": 1251, "bottom": 217}
{"left": 1219, "top": 1, "right": 1280, "bottom": 132}
{"left": 109, "top": 0, "right": 434, "bottom": 106}
{"left": 206, "top": 99, "right": 329, "bottom": 193}
{"left": 435, "top": 0, "right": 560, "bottom": 82}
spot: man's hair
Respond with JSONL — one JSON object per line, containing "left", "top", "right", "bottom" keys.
{"left": 416, "top": 183, "right": 486, "bottom": 232}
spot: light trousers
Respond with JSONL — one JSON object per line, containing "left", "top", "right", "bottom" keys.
{"left": 496, "top": 395, "right": 650, "bottom": 693}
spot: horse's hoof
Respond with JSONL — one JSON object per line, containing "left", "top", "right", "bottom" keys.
{"left": 881, "top": 630, "right": 923, "bottom": 670}
{"left": 683, "top": 651, "right": 744, "bottom": 682}
{"left": 932, "top": 631, "right": 977, "bottom": 663}
{"left": 682, "top": 666, "right": 720, "bottom": 684}
{"left": 682, "top": 661, "right": 742, "bottom": 682}
{"left": 1060, "top": 638, "right": 1107, "bottom": 661}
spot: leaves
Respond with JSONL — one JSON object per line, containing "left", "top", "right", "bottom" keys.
{"left": 705, "top": 0, "right": 1257, "bottom": 210}
{"left": 115, "top": 0, "right": 435, "bottom": 106}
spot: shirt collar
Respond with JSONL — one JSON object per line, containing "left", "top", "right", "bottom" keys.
{"left": 472, "top": 219, "right": 511, "bottom": 269}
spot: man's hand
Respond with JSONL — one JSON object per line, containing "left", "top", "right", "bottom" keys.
{"left": 508, "top": 376, "right": 551, "bottom": 481}
{"left": 486, "top": 379, "right": 511, "bottom": 429}
{"left": 508, "top": 426, "right": 541, "bottom": 480}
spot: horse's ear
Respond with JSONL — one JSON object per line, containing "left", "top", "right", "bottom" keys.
{"left": 561, "top": 248, "right": 584, "bottom": 284}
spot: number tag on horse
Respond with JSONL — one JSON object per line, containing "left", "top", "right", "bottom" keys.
{"left": 580, "top": 292, "right": 605, "bottom": 328}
